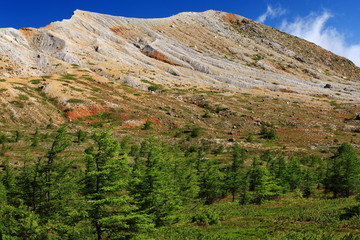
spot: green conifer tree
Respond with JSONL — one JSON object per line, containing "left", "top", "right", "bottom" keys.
{"left": 83, "top": 130, "right": 152, "bottom": 239}
{"left": 226, "top": 144, "right": 247, "bottom": 202}
{"left": 199, "top": 159, "right": 225, "bottom": 204}
{"left": 325, "top": 143, "right": 360, "bottom": 198}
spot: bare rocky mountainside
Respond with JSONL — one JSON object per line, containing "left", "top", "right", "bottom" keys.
{"left": 0, "top": 10, "right": 359, "bottom": 150}
{"left": 1, "top": 10, "right": 360, "bottom": 91}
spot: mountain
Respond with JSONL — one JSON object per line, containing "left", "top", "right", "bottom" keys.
{"left": 0, "top": 10, "right": 359, "bottom": 150}
{"left": 1, "top": 10, "right": 359, "bottom": 89}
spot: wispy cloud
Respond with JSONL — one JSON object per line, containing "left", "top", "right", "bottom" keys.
{"left": 280, "top": 11, "right": 360, "bottom": 67}
{"left": 257, "top": 5, "right": 287, "bottom": 24}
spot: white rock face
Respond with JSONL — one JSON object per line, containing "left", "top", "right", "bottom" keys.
{"left": 0, "top": 10, "right": 359, "bottom": 99}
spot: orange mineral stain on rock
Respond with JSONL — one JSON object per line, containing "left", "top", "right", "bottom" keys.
{"left": 19, "top": 28, "right": 35, "bottom": 37}
{"left": 222, "top": 13, "right": 240, "bottom": 24}
{"left": 109, "top": 25, "right": 142, "bottom": 39}
{"left": 65, "top": 105, "right": 105, "bottom": 120}
{"left": 146, "top": 50, "right": 180, "bottom": 66}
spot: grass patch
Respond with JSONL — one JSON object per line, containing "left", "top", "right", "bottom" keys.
{"left": 252, "top": 54, "right": 264, "bottom": 61}
{"left": 141, "top": 79, "right": 153, "bottom": 84}
{"left": 148, "top": 85, "right": 163, "bottom": 92}
{"left": 9, "top": 101, "right": 24, "bottom": 108}
{"left": 18, "top": 94, "right": 29, "bottom": 101}
{"left": 67, "top": 98, "right": 84, "bottom": 104}
{"left": 29, "top": 79, "right": 42, "bottom": 84}
{"left": 153, "top": 197, "right": 359, "bottom": 240}
{"left": 141, "top": 79, "right": 164, "bottom": 92}
{"left": 70, "top": 86, "right": 84, "bottom": 92}
{"left": 61, "top": 74, "right": 77, "bottom": 81}
{"left": 13, "top": 86, "right": 26, "bottom": 92}
{"left": 82, "top": 77, "right": 96, "bottom": 82}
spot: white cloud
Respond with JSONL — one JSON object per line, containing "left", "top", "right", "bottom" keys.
{"left": 280, "top": 11, "right": 360, "bottom": 67}
{"left": 257, "top": 5, "right": 287, "bottom": 24}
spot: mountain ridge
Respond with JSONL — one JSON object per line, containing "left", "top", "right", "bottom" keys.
{"left": 0, "top": 10, "right": 359, "bottom": 130}
{"left": 1, "top": 10, "right": 359, "bottom": 90}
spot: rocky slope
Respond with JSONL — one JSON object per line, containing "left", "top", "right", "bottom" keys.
{"left": 1, "top": 10, "right": 359, "bottom": 95}
{"left": 0, "top": 10, "right": 359, "bottom": 149}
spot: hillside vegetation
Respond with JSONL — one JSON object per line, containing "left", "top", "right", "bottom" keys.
{"left": 0, "top": 126, "right": 360, "bottom": 239}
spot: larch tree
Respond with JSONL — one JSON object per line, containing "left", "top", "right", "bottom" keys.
{"left": 226, "top": 144, "right": 247, "bottom": 202}
{"left": 325, "top": 142, "right": 360, "bottom": 198}
{"left": 83, "top": 130, "right": 152, "bottom": 240}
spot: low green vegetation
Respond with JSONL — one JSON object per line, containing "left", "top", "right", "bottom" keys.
{"left": 17, "top": 94, "right": 29, "bottom": 101}
{"left": 67, "top": 98, "right": 84, "bottom": 104}
{"left": 61, "top": 73, "right": 77, "bottom": 81}
{"left": 142, "top": 120, "right": 153, "bottom": 130}
{"left": 141, "top": 79, "right": 164, "bottom": 92}
{"left": 29, "top": 79, "right": 42, "bottom": 84}
{"left": 260, "top": 123, "right": 277, "bottom": 140}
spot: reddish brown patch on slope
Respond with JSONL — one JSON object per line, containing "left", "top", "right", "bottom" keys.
{"left": 223, "top": 13, "right": 240, "bottom": 24}
{"left": 147, "top": 117, "right": 161, "bottom": 124}
{"left": 65, "top": 105, "right": 105, "bottom": 120}
{"left": 110, "top": 26, "right": 141, "bottom": 39}
{"left": 279, "top": 88, "right": 298, "bottom": 94}
{"left": 110, "top": 26, "right": 125, "bottom": 35}
{"left": 120, "top": 113, "right": 128, "bottom": 119}
{"left": 144, "top": 49, "right": 181, "bottom": 66}
{"left": 19, "top": 28, "right": 35, "bottom": 37}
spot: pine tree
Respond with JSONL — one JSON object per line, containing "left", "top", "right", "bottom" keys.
{"left": 247, "top": 158, "right": 282, "bottom": 204}
{"left": 0, "top": 181, "right": 7, "bottom": 206}
{"left": 172, "top": 149, "right": 199, "bottom": 204}
{"left": 325, "top": 143, "right": 360, "bottom": 198}
{"left": 12, "top": 130, "right": 21, "bottom": 142}
{"left": 199, "top": 159, "right": 225, "bottom": 205}
{"left": 248, "top": 157, "right": 262, "bottom": 192}
{"left": 83, "top": 130, "right": 151, "bottom": 239}
{"left": 226, "top": 144, "right": 247, "bottom": 202}
{"left": 130, "top": 139, "right": 200, "bottom": 226}
{"left": 42, "top": 126, "right": 71, "bottom": 212}
{"left": 17, "top": 126, "right": 77, "bottom": 221}
{"left": 302, "top": 169, "right": 316, "bottom": 197}
{"left": 30, "top": 128, "right": 40, "bottom": 147}
{"left": 75, "top": 129, "right": 87, "bottom": 143}
{"left": 253, "top": 167, "right": 282, "bottom": 204}
{"left": 287, "top": 157, "right": 303, "bottom": 191}
{"left": 0, "top": 160, "right": 16, "bottom": 205}
{"left": 131, "top": 138, "right": 183, "bottom": 226}
{"left": 0, "top": 134, "right": 8, "bottom": 156}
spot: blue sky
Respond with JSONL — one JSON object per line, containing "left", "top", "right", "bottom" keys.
{"left": 1, "top": 0, "right": 359, "bottom": 65}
